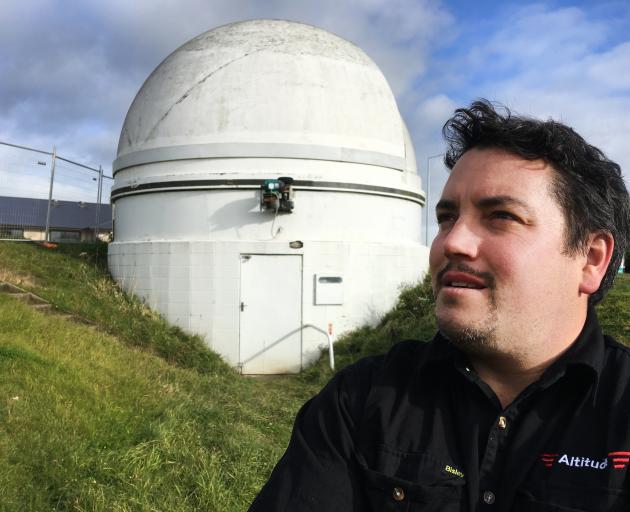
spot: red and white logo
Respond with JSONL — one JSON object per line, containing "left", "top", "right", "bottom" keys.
{"left": 608, "top": 451, "right": 630, "bottom": 469}
{"left": 539, "top": 451, "right": 630, "bottom": 470}
{"left": 539, "top": 453, "right": 559, "bottom": 468}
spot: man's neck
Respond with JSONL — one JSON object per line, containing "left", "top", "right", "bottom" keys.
{"left": 470, "top": 305, "right": 589, "bottom": 409}
{"left": 472, "top": 356, "right": 556, "bottom": 409}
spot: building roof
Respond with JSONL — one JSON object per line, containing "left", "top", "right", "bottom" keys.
{"left": 0, "top": 196, "right": 112, "bottom": 230}
{"left": 114, "top": 19, "right": 417, "bottom": 175}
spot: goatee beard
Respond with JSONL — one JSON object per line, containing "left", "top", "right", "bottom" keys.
{"left": 438, "top": 320, "right": 498, "bottom": 356}
{"left": 434, "top": 262, "right": 498, "bottom": 355}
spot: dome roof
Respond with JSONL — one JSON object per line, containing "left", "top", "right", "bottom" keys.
{"left": 115, "top": 19, "right": 415, "bottom": 173}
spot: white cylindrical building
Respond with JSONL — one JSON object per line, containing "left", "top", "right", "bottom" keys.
{"left": 108, "top": 19, "right": 429, "bottom": 374}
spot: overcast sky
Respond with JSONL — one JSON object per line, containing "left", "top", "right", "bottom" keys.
{"left": 1, "top": 0, "right": 629, "bottom": 241}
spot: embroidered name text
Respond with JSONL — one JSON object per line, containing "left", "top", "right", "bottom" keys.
{"left": 444, "top": 465, "right": 465, "bottom": 478}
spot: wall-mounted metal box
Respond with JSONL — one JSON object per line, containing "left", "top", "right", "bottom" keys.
{"left": 315, "top": 274, "right": 344, "bottom": 305}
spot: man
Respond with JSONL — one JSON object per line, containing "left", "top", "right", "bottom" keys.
{"left": 249, "top": 100, "right": 630, "bottom": 511}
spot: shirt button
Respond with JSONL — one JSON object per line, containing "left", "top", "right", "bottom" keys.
{"left": 392, "top": 487, "right": 405, "bottom": 501}
{"left": 498, "top": 416, "right": 507, "bottom": 429}
{"left": 483, "top": 490, "right": 496, "bottom": 504}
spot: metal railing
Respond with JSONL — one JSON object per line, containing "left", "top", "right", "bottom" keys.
{"left": 303, "top": 323, "right": 336, "bottom": 371}
{"left": 0, "top": 140, "right": 113, "bottom": 242}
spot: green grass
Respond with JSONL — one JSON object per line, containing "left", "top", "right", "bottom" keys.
{"left": 0, "top": 241, "right": 321, "bottom": 511}
{"left": 0, "top": 293, "right": 318, "bottom": 511}
{"left": 597, "top": 272, "right": 630, "bottom": 343}
{"left": 0, "top": 241, "right": 627, "bottom": 510}
{"left": 0, "top": 241, "right": 227, "bottom": 374}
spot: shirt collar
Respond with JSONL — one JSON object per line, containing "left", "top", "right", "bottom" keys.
{"left": 536, "top": 305, "right": 604, "bottom": 402}
{"left": 422, "top": 331, "right": 460, "bottom": 365}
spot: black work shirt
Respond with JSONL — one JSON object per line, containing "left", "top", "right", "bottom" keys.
{"left": 249, "top": 308, "right": 630, "bottom": 511}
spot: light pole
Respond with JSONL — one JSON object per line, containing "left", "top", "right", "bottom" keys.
{"left": 424, "top": 153, "right": 443, "bottom": 246}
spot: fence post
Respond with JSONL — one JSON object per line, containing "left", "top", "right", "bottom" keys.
{"left": 44, "top": 145, "right": 57, "bottom": 242}
{"left": 94, "top": 164, "right": 103, "bottom": 243}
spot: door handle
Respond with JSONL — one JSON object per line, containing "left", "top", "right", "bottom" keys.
{"left": 240, "top": 302, "right": 246, "bottom": 312}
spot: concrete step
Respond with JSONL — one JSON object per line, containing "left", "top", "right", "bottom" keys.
{"left": 32, "top": 303, "right": 53, "bottom": 312}
{"left": 11, "top": 292, "right": 49, "bottom": 306}
{"left": 0, "top": 282, "right": 24, "bottom": 294}
{"left": 0, "top": 280, "right": 93, "bottom": 326}
{"left": 53, "top": 313, "right": 77, "bottom": 321}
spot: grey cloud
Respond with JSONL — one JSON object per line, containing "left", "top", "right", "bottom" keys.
{"left": 1, "top": 0, "right": 451, "bottom": 182}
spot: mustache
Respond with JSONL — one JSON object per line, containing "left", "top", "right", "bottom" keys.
{"left": 436, "top": 262, "right": 496, "bottom": 289}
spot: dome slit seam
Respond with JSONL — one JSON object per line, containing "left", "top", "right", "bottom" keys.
{"left": 142, "top": 41, "right": 290, "bottom": 145}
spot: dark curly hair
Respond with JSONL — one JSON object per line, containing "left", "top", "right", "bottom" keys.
{"left": 442, "top": 99, "right": 630, "bottom": 304}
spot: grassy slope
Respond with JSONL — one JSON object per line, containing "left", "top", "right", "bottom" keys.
{"left": 0, "top": 242, "right": 321, "bottom": 511}
{"left": 0, "top": 242, "right": 227, "bottom": 374}
{"left": 0, "top": 241, "right": 627, "bottom": 510}
{"left": 0, "top": 294, "right": 318, "bottom": 511}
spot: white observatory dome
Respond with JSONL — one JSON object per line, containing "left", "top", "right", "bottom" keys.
{"left": 115, "top": 19, "right": 415, "bottom": 174}
{"left": 109, "top": 20, "right": 428, "bottom": 375}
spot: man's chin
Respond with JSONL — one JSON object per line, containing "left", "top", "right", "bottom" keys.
{"left": 436, "top": 314, "right": 498, "bottom": 356}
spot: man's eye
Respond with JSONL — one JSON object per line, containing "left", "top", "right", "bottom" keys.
{"left": 436, "top": 213, "right": 456, "bottom": 225}
{"left": 491, "top": 211, "right": 520, "bottom": 222}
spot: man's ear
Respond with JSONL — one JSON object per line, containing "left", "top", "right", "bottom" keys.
{"left": 579, "top": 231, "right": 615, "bottom": 295}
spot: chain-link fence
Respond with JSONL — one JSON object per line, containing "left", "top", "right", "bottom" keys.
{"left": 0, "top": 141, "right": 113, "bottom": 242}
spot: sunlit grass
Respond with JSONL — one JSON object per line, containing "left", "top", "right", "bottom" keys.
{"left": 0, "top": 241, "right": 228, "bottom": 373}
{"left": 597, "top": 272, "right": 630, "bottom": 344}
{"left": 0, "top": 294, "right": 315, "bottom": 510}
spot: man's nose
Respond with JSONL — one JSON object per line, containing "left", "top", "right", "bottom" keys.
{"left": 441, "top": 219, "right": 481, "bottom": 260}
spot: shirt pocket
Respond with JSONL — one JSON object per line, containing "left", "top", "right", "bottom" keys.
{"left": 513, "top": 483, "right": 630, "bottom": 512}
{"left": 362, "top": 468, "right": 464, "bottom": 512}
{"left": 361, "top": 446, "right": 465, "bottom": 512}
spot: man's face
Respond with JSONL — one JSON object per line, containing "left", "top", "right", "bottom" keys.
{"left": 429, "top": 148, "right": 586, "bottom": 359}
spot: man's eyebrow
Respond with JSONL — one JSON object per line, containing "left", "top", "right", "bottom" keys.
{"left": 435, "top": 196, "right": 532, "bottom": 213}
{"left": 435, "top": 199, "right": 457, "bottom": 211}
{"left": 477, "top": 195, "right": 530, "bottom": 211}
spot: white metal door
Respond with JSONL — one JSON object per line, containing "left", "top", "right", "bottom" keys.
{"left": 239, "top": 254, "right": 302, "bottom": 374}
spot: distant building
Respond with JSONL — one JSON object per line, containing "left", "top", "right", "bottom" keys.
{"left": 0, "top": 196, "right": 112, "bottom": 242}
{"left": 109, "top": 20, "right": 429, "bottom": 374}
